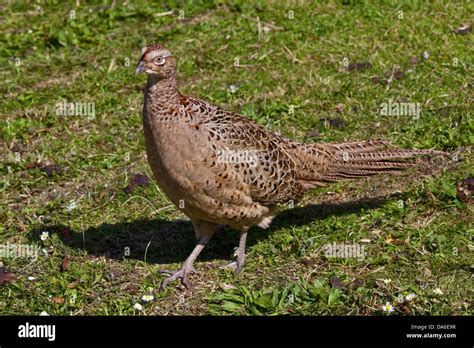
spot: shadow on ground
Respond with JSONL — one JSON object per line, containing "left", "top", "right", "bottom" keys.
{"left": 28, "top": 193, "right": 400, "bottom": 266}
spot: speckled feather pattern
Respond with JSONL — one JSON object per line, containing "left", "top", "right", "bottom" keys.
{"left": 140, "top": 45, "right": 442, "bottom": 233}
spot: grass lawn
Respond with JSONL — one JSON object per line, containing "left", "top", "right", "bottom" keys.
{"left": 0, "top": 0, "right": 472, "bottom": 316}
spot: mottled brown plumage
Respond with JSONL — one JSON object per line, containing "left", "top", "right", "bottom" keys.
{"left": 136, "top": 44, "right": 443, "bottom": 290}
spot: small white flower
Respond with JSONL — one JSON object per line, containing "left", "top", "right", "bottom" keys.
{"left": 39, "top": 311, "right": 49, "bottom": 316}
{"left": 433, "top": 288, "right": 443, "bottom": 295}
{"left": 142, "top": 295, "right": 154, "bottom": 302}
{"left": 396, "top": 294, "right": 405, "bottom": 303}
{"left": 405, "top": 293, "right": 417, "bottom": 301}
{"left": 66, "top": 201, "right": 77, "bottom": 212}
{"left": 262, "top": 25, "right": 272, "bottom": 34}
{"left": 228, "top": 84, "right": 238, "bottom": 93}
{"left": 422, "top": 51, "right": 429, "bottom": 60}
{"left": 28, "top": 276, "right": 36, "bottom": 281}
{"left": 382, "top": 302, "right": 395, "bottom": 313}
{"left": 28, "top": 29, "right": 33, "bottom": 34}
{"left": 133, "top": 303, "right": 143, "bottom": 311}
{"left": 382, "top": 278, "right": 392, "bottom": 284}
{"left": 40, "top": 232, "right": 49, "bottom": 241}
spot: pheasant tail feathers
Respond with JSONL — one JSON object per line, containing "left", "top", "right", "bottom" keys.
{"left": 302, "top": 139, "right": 444, "bottom": 183}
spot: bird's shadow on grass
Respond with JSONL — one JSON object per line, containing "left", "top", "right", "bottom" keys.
{"left": 29, "top": 194, "right": 398, "bottom": 266}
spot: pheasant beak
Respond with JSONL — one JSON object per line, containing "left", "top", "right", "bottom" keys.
{"left": 135, "top": 61, "right": 146, "bottom": 75}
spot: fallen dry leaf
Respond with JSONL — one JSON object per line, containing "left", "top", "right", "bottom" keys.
{"left": 301, "top": 257, "right": 314, "bottom": 268}
{"left": 123, "top": 173, "right": 151, "bottom": 194}
{"left": 347, "top": 61, "right": 372, "bottom": 72}
{"left": 350, "top": 278, "right": 363, "bottom": 289}
{"left": 320, "top": 117, "right": 346, "bottom": 129}
{"left": 0, "top": 267, "right": 15, "bottom": 286}
{"left": 330, "top": 276, "right": 345, "bottom": 289}
{"left": 52, "top": 297, "right": 65, "bottom": 304}
{"left": 456, "top": 177, "right": 473, "bottom": 204}
{"left": 60, "top": 256, "right": 69, "bottom": 272}
{"left": 370, "top": 76, "right": 386, "bottom": 85}
{"left": 39, "top": 164, "right": 63, "bottom": 176}
{"left": 386, "top": 69, "right": 404, "bottom": 80}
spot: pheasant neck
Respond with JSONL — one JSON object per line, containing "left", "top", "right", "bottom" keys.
{"left": 145, "top": 73, "right": 180, "bottom": 105}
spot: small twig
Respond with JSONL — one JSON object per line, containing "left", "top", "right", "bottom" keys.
{"left": 368, "top": 266, "right": 385, "bottom": 274}
{"left": 155, "top": 10, "right": 174, "bottom": 17}
{"left": 121, "top": 195, "right": 172, "bottom": 215}
{"left": 258, "top": 50, "right": 274, "bottom": 60}
{"left": 241, "top": 14, "right": 284, "bottom": 31}
{"left": 20, "top": 258, "right": 38, "bottom": 271}
{"left": 283, "top": 45, "right": 303, "bottom": 64}
{"left": 256, "top": 16, "right": 262, "bottom": 40}
{"left": 107, "top": 58, "right": 115, "bottom": 73}
{"left": 235, "top": 63, "right": 256, "bottom": 68}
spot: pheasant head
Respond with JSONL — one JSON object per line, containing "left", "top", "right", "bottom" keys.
{"left": 135, "top": 44, "right": 176, "bottom": 79}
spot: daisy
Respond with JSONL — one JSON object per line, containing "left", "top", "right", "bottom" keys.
{"left": 40, "top": 232, "right": 49, "bottom": 241}
{"left": 133, "top": 303, "right": 143, "bottom": 311}
{"left": 405, "top": 293, "right": 417, "bottom": 301}
{"left": 142, "top": 295, "right": 154, "bottom": 302}
{"left": 382, "top": 302, "right": 395, "bottom": 313}
{"left": 39, "top": 311, "right": 49, "bottom": 316}
{"left": 433, "top": 288, "right": 443, "bottom": 295}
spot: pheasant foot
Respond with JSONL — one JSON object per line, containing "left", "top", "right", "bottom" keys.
{"left": 160, "top": 267, "right": 197, "bottom": 276}
{"left": 159, "top": 266, "right": 194, "bottom": 290}
{"left": 159, "top": 234, "right": 212, "bottom": 291}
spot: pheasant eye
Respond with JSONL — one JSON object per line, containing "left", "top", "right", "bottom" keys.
{"left": 154, "top": 57, "right": 166, "bottom": 65}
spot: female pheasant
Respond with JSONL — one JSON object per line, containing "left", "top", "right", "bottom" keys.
{"left": 136, "top": 44, "right": 442, "bottom": 290}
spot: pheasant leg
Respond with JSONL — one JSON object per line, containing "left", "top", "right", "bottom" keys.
{"left": 159, "top": 234, "right": 212, "bottom": 291}
{"left": 223, "top": 228, "right": 248, "bottom": 275}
